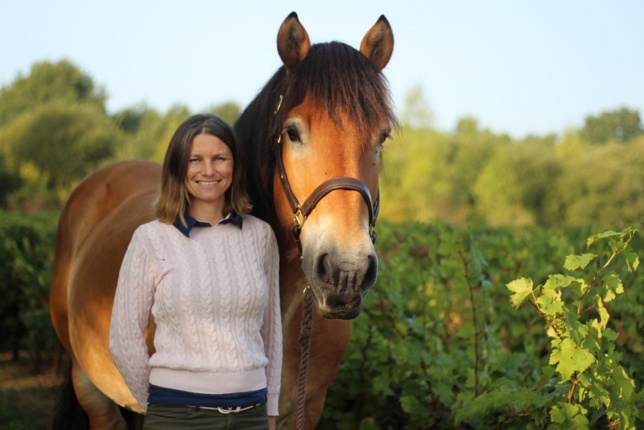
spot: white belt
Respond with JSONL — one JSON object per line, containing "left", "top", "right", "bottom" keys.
{"left": 195, "top": 404, "right": 262, "bottom": 414}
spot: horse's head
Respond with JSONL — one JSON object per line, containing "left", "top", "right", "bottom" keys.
{"left": 271, "top": 13, "right": 396, "bottom": 319}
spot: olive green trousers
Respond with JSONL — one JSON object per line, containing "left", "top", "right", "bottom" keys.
{"left": 143, "top": 404, "right": 269, "bottom": 430}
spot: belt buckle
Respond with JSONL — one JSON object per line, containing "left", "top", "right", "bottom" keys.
{"left": 216, "top": 406, "right": 242, "bottom": 414}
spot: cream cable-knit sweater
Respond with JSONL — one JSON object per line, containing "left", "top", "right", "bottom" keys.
{"left": 109, "top": 215, "right": 282, "bottom": 416}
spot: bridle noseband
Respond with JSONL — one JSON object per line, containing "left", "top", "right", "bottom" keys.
{"left": 275, "top": 129, "right": 380, "bottom": 256}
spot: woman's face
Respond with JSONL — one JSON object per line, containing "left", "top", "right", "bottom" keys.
{"left": 184, "top": 133, "right": 234, "bottom": 210}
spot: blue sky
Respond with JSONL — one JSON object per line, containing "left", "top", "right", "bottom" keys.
{"left": 1, "top": 0, "right": 642, "bottom": 137}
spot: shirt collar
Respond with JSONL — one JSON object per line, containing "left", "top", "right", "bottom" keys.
{"left": 173, "top": 211, "right": 243, "bottom": 238}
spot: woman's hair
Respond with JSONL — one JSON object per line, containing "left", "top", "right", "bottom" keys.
{"left": 155, "top": 114, "right": 252, "bottom": 226}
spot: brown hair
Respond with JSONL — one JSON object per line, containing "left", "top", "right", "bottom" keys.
{"left": 155, "top": 114, "right": 252, "bottom": 226}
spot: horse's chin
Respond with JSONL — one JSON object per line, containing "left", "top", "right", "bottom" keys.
{"left": 309, "top": 289, "right": 365, "bottom": 320}
{"left": 317, "top": 305, "right": 362, "bottom": 320}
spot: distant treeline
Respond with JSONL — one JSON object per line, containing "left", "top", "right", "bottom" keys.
{"left": 1, "top": 60, "right": 642, "bottom": 228}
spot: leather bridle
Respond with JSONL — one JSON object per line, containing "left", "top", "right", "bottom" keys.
{"left": 275, "top": 131, "right": 380, "bottom": 255}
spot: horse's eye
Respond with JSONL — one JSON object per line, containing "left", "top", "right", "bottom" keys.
{"left": 378, "top": 131, "right": 391, "bottom": 147}
{"left": 287, "top": 128, "right": 300, "bottom": 143}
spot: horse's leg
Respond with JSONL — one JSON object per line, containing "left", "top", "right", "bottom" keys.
{"left": 71, "top": 361, "right": 128, "bottom": 430}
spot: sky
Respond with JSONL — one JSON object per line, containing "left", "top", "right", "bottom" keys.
{"left": 1, "top": 0, "right": 643, "bottom": 138}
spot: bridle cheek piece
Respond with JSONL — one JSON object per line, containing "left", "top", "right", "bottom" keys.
{"left": 275, "top": 131, "right": 380, "bottom": 257}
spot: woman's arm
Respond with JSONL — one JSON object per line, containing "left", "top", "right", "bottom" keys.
{"left": 262, "top": 225, "right": 282, "bottom": 417}
{"left": 109, "top": 228, "right": 157, "bottom": 411}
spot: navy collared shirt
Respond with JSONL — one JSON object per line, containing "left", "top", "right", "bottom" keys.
{"left": 172, "top": 211, "right": 243, "bottom": 238}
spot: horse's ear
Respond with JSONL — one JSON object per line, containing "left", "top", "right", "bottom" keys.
{"left": 277, "top": 12, "right": 311, "bottom": 69}
{"left": 360, "top": 15, "right": 394, "bottom": 70}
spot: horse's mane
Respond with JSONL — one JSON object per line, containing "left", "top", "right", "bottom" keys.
{"left": 234, "top": 41, "right": 396, "bottom": 225}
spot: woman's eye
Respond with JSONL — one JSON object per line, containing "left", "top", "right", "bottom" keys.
{"left": 287, "top": 128, "right": 300, "bottom": 143}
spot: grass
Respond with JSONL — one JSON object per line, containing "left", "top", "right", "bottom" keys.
{"left": 0, "top": 352, "right": 62, "bottom": 430}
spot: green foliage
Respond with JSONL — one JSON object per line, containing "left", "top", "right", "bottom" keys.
{"left": 0, "top": 152, "right": 22, "bottom": 208}
{"left": 207, "top": 101, "right": 242, "bottom": 126}
{"left": 0, "top": 60, "right": 106, "bottom": 126}
{"left": 472, "top": 142, "right": 561, "bottom": 226}
{"left": 0, "top": 103, "right": 120, "bottom": 210}
{"left": 0, "top": 212, "right": 59, "bottom": 364}
{"left": 580, "top": 107, "right": 643, "bottom": 144}
{"left": 400, "top": 84, "right": 434, "bottom": 129}
{"left": 114, "top": 103, "right": 190, "bottom": 162}
{"left": 508, "top": 228, "right": 640, "bottom": 429}
{"left": 319, "top": 222, "right": 642, "bottom": 429}
{"left": 549, "top": 140, "right": 644, "bottom": 227}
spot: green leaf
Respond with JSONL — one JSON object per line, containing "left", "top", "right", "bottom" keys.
{"left": 543, "top": 273, "right": 575, "bottom": 290}
{"left": 550, "top": 403, "right": 589, "bottom": 429}
{"left": 602, "top": 272, "right": 623, "bottom": 302}
{"left": 563, "top": 253, "right": 596, "bottom": 271}
{"left": 595, "top": 297, "right": 610, "bottom": 331}
{"left": 536, "top": 294, "right": 564, "bottom": 315}
{"left": 507, "top": 278, "right": 533, "bottom": 310}
{"left": 586, "top": 230, "right": 619, "bottom": 247}
{"left": 551, "top": 338, "right": 595, "bottom": 381}
{"left": 622, "top": 247, "right": 639, "bottom": 273}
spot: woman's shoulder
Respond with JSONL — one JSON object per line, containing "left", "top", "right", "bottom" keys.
{"left": 135, "top": 219, "right": 168, "bottom": 234}
{"left": 132, "top": 220, "right": 176, "bottom": 243}
{"left": 242, "top": 213, "right": 269, "bottom": 229}
{"left": 243, "top": 214, "right": 276, "bottom": 237}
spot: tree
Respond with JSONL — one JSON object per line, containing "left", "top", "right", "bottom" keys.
{"left": 207, "top": 101, "right": 242, "bottom": 125}
{"left": 472, "top": 143, "right": 561, "bottom": 226}
{"left": 580, "top": 107, "right": 643, "bottom": 144}
{"left": 400, "top": 84, "right": 434, "bottom": 130}
{"left": 1, "top": 103, "right": 120, "bottom": 210}
{"left": 551, "top": 138, "right": 644, "bottom": 227}
{"left": 0, "top": 153, "right": 21, "bottom": 208}
{"left": 113, "top": 104, "right": 192, "bottom": 163}
{"left": 0, "top": 60, "right": 106, "bottom": 126}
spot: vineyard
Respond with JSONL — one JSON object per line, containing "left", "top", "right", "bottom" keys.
{"left": 319, "top": 221, "right": 642, "bottom": 429}
{"left": 0, "top": 213, "right": 641, "bottom": 429}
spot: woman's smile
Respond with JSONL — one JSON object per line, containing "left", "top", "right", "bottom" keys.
{"left": 185, "top": 133, "right": 234, "bottom": 220}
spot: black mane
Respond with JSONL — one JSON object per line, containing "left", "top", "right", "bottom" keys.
{"left": 234, "top": 41, "right": 396, "bottom": 226}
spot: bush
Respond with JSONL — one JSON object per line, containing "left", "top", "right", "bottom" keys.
{"left": 0, "top": 211, "right": 58, "bottom": 364}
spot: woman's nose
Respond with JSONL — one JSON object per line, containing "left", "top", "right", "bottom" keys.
{"left": 203, "top": 161, "right": 214, "bottom": 175}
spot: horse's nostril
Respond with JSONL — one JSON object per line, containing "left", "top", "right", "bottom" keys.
{"left": 362, "top": 255, "right": 377, "bottom": 289}
{"left": 316, "top": 253, "right": 331, "bottom": 284}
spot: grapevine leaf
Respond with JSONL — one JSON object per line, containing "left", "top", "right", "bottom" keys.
{"left": 506, "top": 278, "right": 533, "bottom": 310}
{"left": 536, "top": 294, "right": 564, "bottom": 315}
{"left": 550, "top": 403, "right": 589, "bottom": 428}
{"left": 610, "top": 362, "right": 635, "bottom": 400}
{"left": 622, "top": 247, "right": 639, "bottom": 272}
{"left": 602, "top": 272, "right": 623, "bottom": 302}
{"left": 586, "top": 230, "right": 619, "bottom": 247}
{"left": 602, "top": 328, "right": 618, "bottom": 342}
{"left": 563, "top": 253, "right": 596, "bottom": 271}
{"left": 595, "top": 297, "right": 609, "bottom": 331}
{"left": 543, "top": 273, "right": 575, "bottom": 290}
{"left": 551, "top": 338, "right": 595, "bottom": 381}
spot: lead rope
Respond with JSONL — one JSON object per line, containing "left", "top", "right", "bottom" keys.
{"left": 296, "top": 286, "right": 314, "bottom": 430}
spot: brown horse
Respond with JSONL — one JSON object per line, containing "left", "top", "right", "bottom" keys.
{"left": 50, "top": 12, "right": 395, "bottom": 430}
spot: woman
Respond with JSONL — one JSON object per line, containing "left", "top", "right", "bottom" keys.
{"left": 110, "top": 114, "right": 282, "bottom": 430}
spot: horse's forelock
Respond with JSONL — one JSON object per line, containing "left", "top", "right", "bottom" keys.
{"left": 283, "top": 42, "right": 397, "bottom": 135}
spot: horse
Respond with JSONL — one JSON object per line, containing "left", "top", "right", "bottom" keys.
{"left": 50, "top": 12, "right": 395, "bottom": 430}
